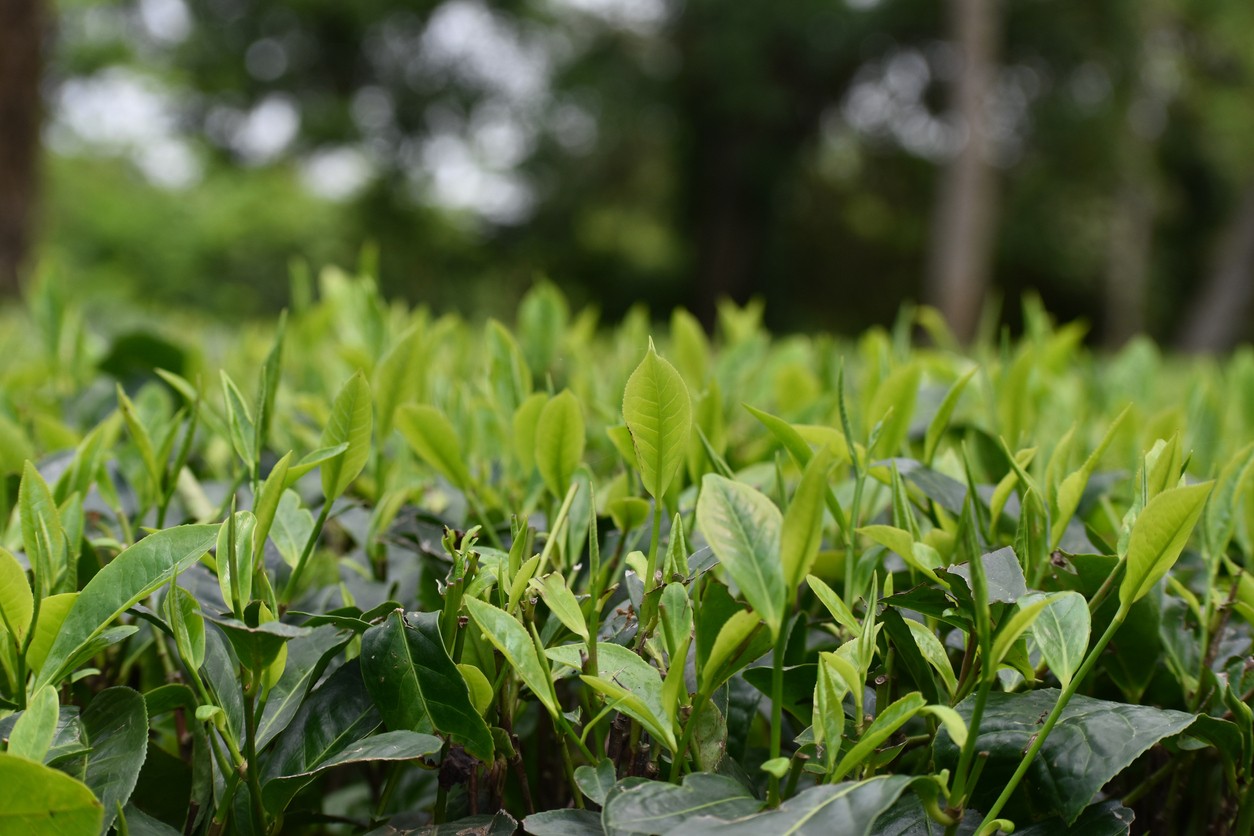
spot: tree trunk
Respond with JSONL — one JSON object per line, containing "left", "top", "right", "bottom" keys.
{"left": 1104, "top": 182, "right": 1153, "bottom": 347}
{"left": 0, "top": 0, "right": 45, "bottom": 296}
{"left": 1177, "top": 183, "right": 1254, "bottom": 352}
{"left": 925, "top": 0, "right": 1000, "bottom": 343}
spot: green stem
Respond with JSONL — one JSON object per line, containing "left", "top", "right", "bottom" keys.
{"left": 281, "top": 500, "right": 331, "bottom": 605}
{"left": 979, "top": 608, "right": 1127, "bottom": 830}
{"left": 466, "top": 488, "right": 503, "bottom": 549}
{"left": 767, "top": 625, "right": 790, "bottom": 806}
{"left": 668, "top": 694, "right": 708, "bottom": 782}
{"left": 1087, "top": 554, "right": 1127, "bottom": 614}
{"left": 244, "top": 687, "right": 267, "bottom": 834}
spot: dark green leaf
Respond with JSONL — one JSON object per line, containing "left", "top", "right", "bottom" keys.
{"left": 934, "top": 688, "right": 1197, "bottom": 823}
{"left": 523, "top": 809, "right": 606, "bottom": 836}
{"left": 261, "top": 660, "right": 382, "bottom": 813}
{"left": 682, "top": 774, "right": 914, "bottom": 836}
{"left": 361, "top": 610, "right": 494, "bottom": 762}
{"left": 575, "top": 759, "right": 617, "bottom": 806}
{"left": 261, "top": 729, "right": 440, "bottom": 813}
{"left": 82, "top": 687, "right": 149, "bottom": 835}
{"left": 603, "top": 773, "right": 759, "bottom": 835}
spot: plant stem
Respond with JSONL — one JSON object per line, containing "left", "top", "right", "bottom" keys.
{"left": 767, "top": 625, "right": 789, "bottom": 806}
{"left": 979, "top": 608, "right": 1126, "bottom": 829}
{"left": 668, "top": 692, "right": 709, "bottom": 782}
{"left": 281, "top": 500, "right": 331, "bottom": 605}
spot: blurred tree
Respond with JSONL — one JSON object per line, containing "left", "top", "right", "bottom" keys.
{"left": 0, "top": 0, "right": 45, "bottom": 295}
{"left": 925, "top": 0, "right": 999, "bottom": 344}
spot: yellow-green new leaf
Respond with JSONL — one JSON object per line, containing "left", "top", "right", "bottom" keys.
{"left": 0, "top": 547, "right": 33, "bottom": 643}
{"left": 782, "top": 447, "right": 833, "bottom": 591}
{"left": 533, "top": 572, "right": 589, "bottom": 641}
{"left": 320, "top": 371, "right": 373, "bottom": 501}
{"left": 536, "top": 391, "right": 585, "bottom": 499}
{"left": 0, "top": 752, "right": 103, "bottom": 833}
{"left": 397, "top": 404, "right": 472, "bottom": 490}
{"left": 464, "top": 597, "right": 559, "bottom": 718}
{"left": 1120, "top": 482, "right": 1213, "bottom": 610}
{"left": 7, "top": 685, "right": 59, "bottom": 762}
{"left": 623, "top": 340, "right": 692, "bottom": 500}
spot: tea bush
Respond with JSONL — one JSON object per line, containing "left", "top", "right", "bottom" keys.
{"left": 2, "top": 272, "right": 1253, "bottom": 834}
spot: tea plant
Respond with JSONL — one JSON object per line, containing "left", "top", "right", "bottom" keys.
{"left": 2, "top": 272, "right": 1254, "bottom": 834}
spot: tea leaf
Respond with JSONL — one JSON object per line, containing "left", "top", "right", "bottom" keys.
{"left": 397, "top": 403, "right": 473, "bottom": 490}
{"left": 34, "top": 524, "right": 219, "bottom": 689}
{"left": 7, "top": 684, "right": 59, "bottom": 762}
{"left": 81, "top": 687, "right": 149, "bottom": 834}
{"left": 580, "top": 642, "right": 676, "bottom": 752}
{"left": 0, "top": 547, "right": 33, "bottom": 643}
{"left": 361, "top": 610, "right": 494, "bottom": 762}
{"left": 603, "top": 774, "right": 759, "bottom": 833}
{"left": 0, "top": 752, "right": 102, "bottom": 833}
{"left": 464, "top": 597, "right": 559, "bottom": 718}
{"left": 1120, "top": 482, "right": 1212, "bottom": 609}
{"left": 320, "top": 371, "right": 373, "bottom": 501}
{"left": 1029, "top": 591, "right": 1090, "bottom": 689}
{"left": 679, "top": 775, "right": 915, "bottom": 835}
{"left": 623, "top": 340, "right": 692, "bottom": 500}
{"left": 781, "top": 446, "right": 833, "bottom": 591}
{"left": 536, "top": 390, "right": 585, "bottom": 499}
{"left": 696, "top": 474, "right": 785, "bottom": 638}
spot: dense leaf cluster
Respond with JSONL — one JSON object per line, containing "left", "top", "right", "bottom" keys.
{"left": 2, "top": 274, "right": 1254, "bottom": 834}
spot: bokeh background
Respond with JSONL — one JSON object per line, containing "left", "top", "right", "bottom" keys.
{"left": 2, "top": 0, "right": 1253, "bottom": 347}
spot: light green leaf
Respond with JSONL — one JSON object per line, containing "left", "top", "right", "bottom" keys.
{"left": 0, "top": 547, "right": 33, "bottom": 643}
{"left": 990, "top": 594, "right": 1054, "bottom": 672}
{"left": 34, "top": 524, "right": 220, "bottom": 690}
{"left": 219, "top": 370, "right": 257, "bottom": 474}
{"left": 164, "top": 585, "right": 206, "bottom": 672}
{"left": 806, "top": 575, "right": 860, "bottom": 634}
{"left": 216, "top": 511, "right": 257, "bottom": 615}
{"left": 464, "top": 597, "right": 559, "bottom": 718}
{"left": 397, "top": 404, "right": 473, "bottom": 489}
{"left": 1028, "top": 590, "right": 1090, "bottom": 689}
{"left": 534, "top": 573, "right": 589, "bottom": 642}
{"left": 25, "top": 592, "right": 76, "bottom": 674}
{"left": 320, "top": 371, "right": 373, "bottom": 501}
{"left": 924, "top": 367, "right": 976, "bottom": 464}
{"left": 374, "top": 324, "right": 426, "bottom": 439}
{"left": 20, "top": 460, "right": 64, "bottom": 599}
{"left": 1119, "top": 482, "right": 1213, "bottom": 609}
{"left": 698, "top": 609, "right": 765, "bottom": 695}
{"left": 7, "top": 684, "right": 59, "bottom": 762}
{"left": 251, "top": 451, "right": 292, "bottom": 558}
{"left": 512, "top": 392, "right": 548, "bottom": 475}
{"left": 536, "top": 391, "right": 586, "bottom": 499}
{"left": 580, "top": 642, "right": 676, "bottom": 752}
{"left": 623, "top": 340, "right": 692, "bottom": 500}
{"left": 271, "top": 490, "right": 314, "bottom": 569}
{"left": 833, "top": 692, "right": 926, "bottom": 780}
{"left": 696, "top": 474, "right": 785, "bottom": 638}
{"left": 0, "top": 752, "right": 102, "bottom": 833}
{"left": 867, "top": 363, "right": 920, "bottom": 458}
{"left": 781, "top": 447, "right": 833, "bottom": 591}
{"left": 904, "top": 619, "right": 958, "bottom": 697}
